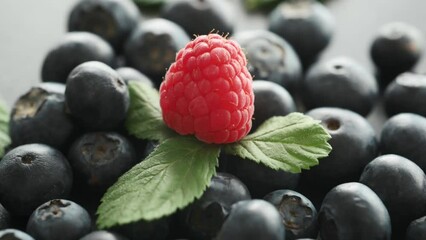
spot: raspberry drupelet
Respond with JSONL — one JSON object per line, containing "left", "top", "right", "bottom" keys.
{"left": 160, "top": 33, "right": 254, "bottom": 144}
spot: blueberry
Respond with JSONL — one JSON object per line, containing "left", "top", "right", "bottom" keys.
{"left": 370, "top": 22, "right": 424, "bottom": 87}
{"left": 359, "top": 154, "right": 426, "bottom": 235}
{"left": 232, "top": 30, "right": 302, "bottom": 96}
{"left": 10, "top": 82, "right": 75, "bottom": 150}
{"left": 264, "top": 190, "right": 317, "bottom": 240}
{"left": 80, "top": 230, "right": 128, "bottom": 240}
{"left": 68, "top": 0, "right": 141, "bottom": 52}
{"left": 380, "top": 113, "right": 426, "bottom": 173}
{"left": 252, "top": 80, "right": 296, "bottom": 131}
{"left": 318, "top": 182, "right": 391, "bottom": 240}
{"left": 299, "top": 107, "right": 378, "bottom": 206}
{"left": 124, "top": 18, "right": 190, "bottom": 87}
{"left": 183, "top": 173, "right": 251, "bottom": 239}
{"left": 384, "top": 72, "right": 426, "bottom": 117}
{"left": 0, "top": 229, "right": 34, "bottom": 240}
{"left": 161, "top": 0, "right": 235, "bottom": 36}
{"left": 268, "top": 0, "right": 335, "bottom": 70}
{"left": 65, "top": 61, "right": 129, "bottom": 130}
{"left": 216, "top": 199, "right": 285, "bottom": 240}
{"left": 116, "top": 67, "right": 154, "bottom": 87}
{"left": 0, "top": 203, "right": 10, "bottom": 230}
{"left": 26, "top": 199, "right": 91, "bottom": 240}
{"left": 41, "top": 32, "right": 115, "bottom": 83}
{"left": 0, "top": 144, "right": 73, "bottom": 216}
{"left": 67, "top": 132, "right": 137, "bottom": 190}
{"left": 301, "top": 57, "right": 378, "bottom": 116}
{"left": 221, "top": 154, "right": 299, "bottom": 198}
{"left": 406, "top": 216, "right": 426, "bottom": 240}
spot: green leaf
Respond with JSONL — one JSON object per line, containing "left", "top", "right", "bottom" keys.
{"left": 96, "top": 136, "right": 220, "bottom": 229}
{"left": 224, "top": 112, "right": 332, "bottom": 173}
{"left": 0, "top": 100, "right": 10, "bottom": 157}
{"left": 125, "top": 81, "right": 176, "bottom": 142}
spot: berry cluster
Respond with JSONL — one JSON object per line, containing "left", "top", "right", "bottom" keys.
{"left": 1, "top": 0, "right": 426, "bottom": 240}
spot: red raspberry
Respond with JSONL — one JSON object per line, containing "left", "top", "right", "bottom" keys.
{"left": 160, "top": 33, "right": 254, "bottom": 144}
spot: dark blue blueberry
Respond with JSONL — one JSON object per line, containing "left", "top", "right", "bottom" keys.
{"left": 406, "top": 216, "right": 426, "bottom": 240}
{"left": 65, "top": 61, "right": 129, "bottom": 131}
{"left": 299, "top": 107, "right": 378, "bottom": 207}
{"left": 264, "top": 190, "right": 317, "bottom": 240}
{"left": 10, "top": 82, "right": 75, "bottom": 150}
{"left": 41, "top": 32, "right": 115, "bottom": 83}
{"left": 116, "top": 67, "right": 154, "bottom": 87}
{"left": 80, "top": 230, "right": 128, "bottom": 240}
{"left": 216, "top": 199, "right": 285, "bottom": 240}
{"left": 384, "top": 72, "right": 426, "bottom": 117}
{"left": 26, "top": 199, "right": 91, "bottom": 240}
{"left": 161, "top": 0, "right": 235, "bottom": 36}
{"left": 124, "top": 18, "right": 190, "bottom": 87}
{"left": 0, "top": 203, "right": 10, "bottom": 230}
{"left": 251, "top": 80, "right": 296, "bottom": 131}
{"left": 380, "top": 113, "right": 426, "bottom": 173}
{"left": 232, "top": 30, "right": 302, "bottom": 96}
{"left": 0, "top": 144, "right": 73, "bottom": 216}
{"left": 183, "top": 173, "right": 251, "bottom": 239}
{"left": 109, "top": 218, "right": 170, "bottom": 240}
{"left": 318, "top": 182, "right": 391, "bottom": 240}
{"left": 301, "top": 57, "right": 378, "bottom": 116}
{"left": 359, "top": 154, "right": 426, "bottom": 235}
{"left": 0, "top": 229, "right": 34, "bottom": 240}
{"left": 370, "top": 22, "right": 424, "bottom": 87}
{"left": 68, "top": 132, "right": 137, "bottom": 190}
{"left": 221, "top": 154, "right": 299, "bottom": 199}
{"left": 68, "top": 0, "right": 141, "bottom": 52}
{"left": 268, "top": 0, "right": 334, "bottom": 70}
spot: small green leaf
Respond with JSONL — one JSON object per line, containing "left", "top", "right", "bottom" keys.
{"left": 125, "top": 81, "right": 176, "bottom": 142}
{"left": 224, "top": 112, "right": 332, "bottom": 173}
{"left": 96, "top": 136, "right": 220, "bottom": 229}
{"left": 0, "top": 100, "right": 10, "bottom": 157}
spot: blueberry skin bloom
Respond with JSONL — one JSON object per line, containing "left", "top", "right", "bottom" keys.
{"left": 65, "top": 61, "right": 129, "bottom": 131}
{"left": 268, "top": 0, "right": 335, "bottom": 70}
{"left": 124, "top": 18, "right": 190, "bottom": 87}
{"left": 264, "top": 190, "right": 318, "bottom": 240}
{"left": 10, "top": 82, "right": 74, "bottom": 150}
{"left": 232, "top": 30, "right": 302, "bottom": 96}
{"left": 68, "top": 132, "right": 137, "bottom": 189}
{"left": 370, "top": 22, "right": 424, "bottom": 86}
{"left": 380, "top": 113, "right": 426, "bottom": 173}
{"left": 252, "top": 80, "right": 296, "bottom": 131}
{"left": 184, "top": 172, "right": 251, "bottom": 239}
{"left": 0, "top": 144, "right": 73, "bottom": 216}
{"left": 216, "top": 199, "right": 285, "bottom": 240}
{"left": 301, "top": 107, "right": 378, "bottom": 195}
{"left": 0, "top": 203, "right": 10, "bottom": 230}
{"left": 161, "top": 0, "right": 235, "bottom": 36}
{"left": 0, "top": 229, "right": 35, "bottom": 240}
{"left": 80, "top": 231, "right": 128, "bottom": 240}
{"left": 116, "top": 67, "right": 154, "bottom": 87}
{"left": 301, "top": 57, "right": 378, "bottom": 116}
{"left": 41, "top": 32, "right": 115, "bottom": 83}
{"left": 384, "top": 72, "right": 426, "bottom": 117}
{"left": 318, "top": 182, "right": 391, "bottom": 240}
{"left": 406, "top": 216, "right": 426, "bottom": 240}
{"left": 68, "top": 0, "right": 141, "bottom": 52}
{"left": 26, "top": 199, "right": 91, "bottom": 240}
{"left": 359, "top": 154, "right": 426, "bottom": 233}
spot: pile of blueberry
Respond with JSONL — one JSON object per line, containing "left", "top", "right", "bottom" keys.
{"left": 1, "top": 0, "right": 426, "bottom": 239}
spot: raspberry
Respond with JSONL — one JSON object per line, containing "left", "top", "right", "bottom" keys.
{"left": 160, "top": 33, "right": 254, "bottom": 144}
